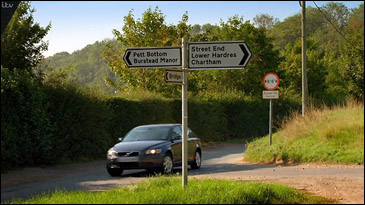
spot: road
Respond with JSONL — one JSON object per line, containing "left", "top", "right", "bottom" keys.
{"left": 1, "top": 143, "right": 364, "bottom": 204}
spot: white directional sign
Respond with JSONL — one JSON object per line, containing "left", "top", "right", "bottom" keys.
{"left": 123, "top": 47, "right": 181, "bottom": 68}
{"left": 263, "top": 73, "right": 280, "bottom": 91}
{"left": 188, "top": 41, "right": 252, "bottom": 69}
{"left": 165, "top": 69, "right": 183, "bottom": 84}
{"left": 263, "top": 90, "right": 279, "bottom": 99}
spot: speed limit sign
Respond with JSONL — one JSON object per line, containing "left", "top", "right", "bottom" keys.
{"left": 263, "top": 73, "right": 279, "bottom": 90}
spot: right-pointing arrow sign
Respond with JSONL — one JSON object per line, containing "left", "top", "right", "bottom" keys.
{"left": 239, "top": 43, "right": 251, "bottom": 67}
{"left": 188, "top": 41, "right": 252, "bottom": 69}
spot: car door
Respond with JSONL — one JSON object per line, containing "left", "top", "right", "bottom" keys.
{"left": 187, "top": 128, "right": 198, "bottom": 161}
{"left": 170, "top": 126, "right": 182, "bottom": 165}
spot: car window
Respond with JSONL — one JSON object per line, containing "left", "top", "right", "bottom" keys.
{"left": 123, "top": 126, "right": 170, "bottom": 141}
{"left": 171, "top": 126, "right": 182, "bottom": 140}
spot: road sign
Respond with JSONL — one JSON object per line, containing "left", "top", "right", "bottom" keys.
{"left": 263, "top": 73, "right": 279, "bottom": 146}
{"left": 123, "top": 47, "right": 181, "bottom": 68}
{"left": 263, "top": 90, "right": 279, "bottom": 99}
{"left": 165, "top": 69, "right": 183, "bottom": 84}
{"left": 263, "top": 73, "right": 279, "bottom": 90}
{"left": 188, "top": 41, "right": 252, "bottom": 69}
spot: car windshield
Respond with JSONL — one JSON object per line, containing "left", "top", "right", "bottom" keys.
{"left": 123, "top": 126, "right": 170, "bottom": 142}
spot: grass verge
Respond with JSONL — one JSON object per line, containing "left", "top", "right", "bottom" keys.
{"left": 244, "top": 102, "right": 364, "bottom": 164}
{"left": 5, "top": 176, "right": 333, "bottom": 204}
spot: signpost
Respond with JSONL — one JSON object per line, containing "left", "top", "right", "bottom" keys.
{"left": 188, "top": 41, "right": 251, "bottom": 69}
{"left": 123, "top": 39, "right": 252, "bottom": 187}
{"left": 181, "top": 38, "right": 188, "bottom": 188}
{"left": 263, "top": 73, "right": 280, "bottom": 146}
{"left": 165, "top": 70, "right": 183, "bottom": 84}
{"left": 123, "top": 47, "right": 181, "bottom": 68}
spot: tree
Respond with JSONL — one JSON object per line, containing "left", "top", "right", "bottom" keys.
{"left": 1, "top": 1, "right": 51, "bottom": 75}
{"left": 189, "top": 15, "right": 280, "bottom": 96}
{"left": 340, "top": 3, "right": 364, "bottom": 100}
{"left": 253, "top": 13, "right": 279, "bottom": 30}
{"left": 270, "top": 6, "right": 326, "bottom": 50}
{"left": 102, "top": 7, "right": 190, "bottom": 97}
{"left": 190, "top": 24, "right": 202, "bottom": 36}
{"left": 278, "top": 37, "right": 327, "bottom": 99}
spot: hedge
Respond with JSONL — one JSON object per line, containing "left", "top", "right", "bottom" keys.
{"left": 1, "top": 68, "right": 300, "bottom": 171}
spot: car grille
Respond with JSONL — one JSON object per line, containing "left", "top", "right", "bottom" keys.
{"left": 117, "top": 151, "right": 139, "bottom": 157}
{"left": 118, "top": 162, "right": 139, "bottom": 169}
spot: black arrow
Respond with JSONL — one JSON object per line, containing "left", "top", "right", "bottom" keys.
{"left": 239, "top": 43, "right": 252, "bottom": 67}
{"left": 123, "top": 50, "right": 132, "bottom": 66}
{"left": 165, "top": 71, "right": 169, "bottom": 81}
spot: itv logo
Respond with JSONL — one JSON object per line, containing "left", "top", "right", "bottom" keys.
{"left": 2, "top": 2, "right": 14, "bottom": 9}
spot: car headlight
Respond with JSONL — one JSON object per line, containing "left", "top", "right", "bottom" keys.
{"left": 107, "top": 148, "right": 117, "bottom": 159}
{"left": 145, "top": 148, "right": 162, "bottom": 155}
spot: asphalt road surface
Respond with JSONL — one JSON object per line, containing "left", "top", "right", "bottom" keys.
{"left": 1, "top": 143, "right": 364, "bottom": 203}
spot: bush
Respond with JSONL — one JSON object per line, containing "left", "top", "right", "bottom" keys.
{"left": 1, "top": 67, "right": 55, "bottom": 169}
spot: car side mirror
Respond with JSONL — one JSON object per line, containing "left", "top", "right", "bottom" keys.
{"left": 118, "top": 137, "right": 123, "bottom": 142}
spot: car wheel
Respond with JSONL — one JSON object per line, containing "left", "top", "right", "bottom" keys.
{"left": 162, "top": 153, "right": 173, "bottom": 174}
{"left": 107, "top": 166, "right": 124, "bottom": 176}
{"left": 191, "top": 150, "right": 201, "bottom": 169}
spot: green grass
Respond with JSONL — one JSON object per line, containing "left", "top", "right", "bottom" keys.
{"left": 244, "top": 102, "right": 364, "bottom": 165}
{"left": 5, "top": 176, "right": 333, "bottom": 204}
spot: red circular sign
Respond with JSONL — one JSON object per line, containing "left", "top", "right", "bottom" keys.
{"left": 263, "top": 73, "right": 280, "bottom": 91}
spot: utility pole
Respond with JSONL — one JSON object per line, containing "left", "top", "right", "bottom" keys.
{"left": 301, "top": 1, "right": 308, "bottom": 116}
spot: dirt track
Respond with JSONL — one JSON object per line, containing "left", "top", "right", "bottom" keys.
{"left": 1, "top": 143, "right": 364, "bottom": 204}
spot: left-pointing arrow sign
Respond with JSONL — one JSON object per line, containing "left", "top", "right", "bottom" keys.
{"left": 165, "top": 69, "right": 183, "bottom": 84}
{"left": 123, "top": 47, "right": 182, "bottom": 68}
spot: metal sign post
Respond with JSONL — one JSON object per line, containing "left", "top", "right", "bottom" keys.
{"left": 181, "top": 38, "right": 188, "bottom": 187}
{"left": 269, "top": 99, "right": 273, "bottom": 145}
{"left": 263, "top": 73, "right": 280, "bottom": 146}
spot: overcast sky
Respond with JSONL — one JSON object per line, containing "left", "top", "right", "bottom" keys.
{"left": 30, "top": 1, "right": 363, "bottom": 57}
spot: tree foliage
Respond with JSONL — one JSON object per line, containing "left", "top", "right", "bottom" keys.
{"left": 1, "top": 1, "right": 51, "bottom": 74}
{"left": 253, "top": 13, "right": 279, "bottom": 30}
{"left": 278, "top": 37, "right": 327, "bottom": 99}
{"left": 103, "top": 10, "right": 280, "bottom": 97}
{"left": 340, "top": 3, "right": 364, "bottom": 100}
{"left": 102, "top": 7, "right": 190, "bottom": 97}
{"left": 41, "top": 39, "right": 120, "bottom": 94}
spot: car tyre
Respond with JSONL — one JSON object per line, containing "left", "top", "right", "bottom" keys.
{"left": 107, "top": 166, "right": 124, "bottom": 176}
{"left": 190, "top": 150, "right": 201, "bottom": 169}
{"left": 162, "top": 153, "right": 173, "bottom": 174}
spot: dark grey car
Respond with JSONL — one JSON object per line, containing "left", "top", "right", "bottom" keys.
{"left": 106, "top": 124, "right": 202, "bottom": 176}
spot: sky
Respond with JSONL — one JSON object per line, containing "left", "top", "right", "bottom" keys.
{"left": 30, "top": 1, "right": 363, "bottom": 57}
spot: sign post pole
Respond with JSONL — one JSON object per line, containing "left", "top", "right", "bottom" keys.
{"left": 263, "top": 73, "right": 279, "bottom": 146}
{"left": 269, "top": 99, "right": 272, "bottom": 146}
{"left": 182, "top": 38, "right": 188, "bottom": 187}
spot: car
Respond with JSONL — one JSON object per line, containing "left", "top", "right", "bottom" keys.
{"left": 106, "top": 124, "right": 202, "bottom": 176}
